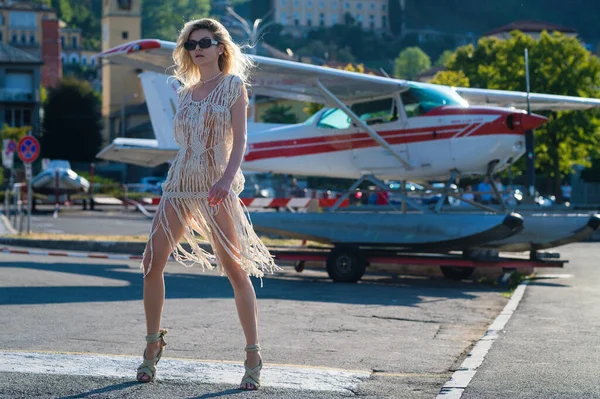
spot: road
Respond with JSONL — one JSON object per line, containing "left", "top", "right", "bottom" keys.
{"left": 0, "top": 248, "right": 510, "bottom": 398}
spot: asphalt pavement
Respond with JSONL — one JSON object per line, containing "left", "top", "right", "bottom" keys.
{"left": 460, "top": 242, "right": 600, "bottom": 399}
{"left": 1, "top": 208, "right": 600, "bottom": 398}
{"left": 0, "top": 250, "right": 509, "bottom": 398}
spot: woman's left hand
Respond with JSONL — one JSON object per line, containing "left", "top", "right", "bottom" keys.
{"left": 208, "top": 177, "right": 233, "bottom": 206}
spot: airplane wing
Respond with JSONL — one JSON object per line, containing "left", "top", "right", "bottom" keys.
{"left": 454, "top": 87, "right": 600, "bottom": 111}
{"left": 96, "top": 138, "right": 178, "bottom": 167}
{"left": 98, "top": 39, "right": 600, "bottom": 110}
{"left": 96, "top": 39, "right": 409, "bottom": 105}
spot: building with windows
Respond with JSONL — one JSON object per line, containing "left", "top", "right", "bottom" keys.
{"left": 0, "top": 1, "right": 56, "bottom": 56}
{"left": 0, "top": 1, "right": 61, "bottom": 87}
{"left": 0, "top": 42, "right": 42, "bottom": 132}
{"left": 59, "top": 20, "right": 97, "bottom": 68}
{"left": 274, "top": 0, "right": 389, "bottom": 34}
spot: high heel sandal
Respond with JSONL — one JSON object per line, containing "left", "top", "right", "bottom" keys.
{"left": 239, "top": 344, "right": 263, "bottom": 390}
{"left": 136, "top": 329, "right": 168, "bottom": 383}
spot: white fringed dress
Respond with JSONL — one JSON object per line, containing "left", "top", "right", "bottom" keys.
{"left": 142, "top": 74, "right": 279, "bottom": 281}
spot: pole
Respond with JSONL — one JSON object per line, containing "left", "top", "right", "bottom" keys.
{"left": 27, "top": 166, "right": 32, "bottom": 234}
{"left": 54, "top": 169, "right": 59, "bottom": 218}
{"left": 3, "top": 169, "right": 11, "bottom": 217}
{"left": 524, "top": 48, "right": 536, "bottom": 198}
{"left": 90, "top": 162, "right": 95, "bottom": 211}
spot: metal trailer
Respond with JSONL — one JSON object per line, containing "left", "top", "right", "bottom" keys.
{"left": 267, "top": 245, "right": 566, "bottom": 283}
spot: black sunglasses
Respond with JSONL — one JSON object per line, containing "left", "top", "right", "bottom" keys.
{"left": 183, "top": 38, "right": 219, "bottom": 51}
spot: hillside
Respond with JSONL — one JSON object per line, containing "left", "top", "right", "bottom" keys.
{"left": 40, "top": 0, "right": 600, "bottom": 52}
{"left": 404, "top": 0, "right": 600, "bottom": 41}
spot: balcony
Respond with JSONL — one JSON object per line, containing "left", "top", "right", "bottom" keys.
{"left": 0, "top": 88, "right": 35, "bottom": 102}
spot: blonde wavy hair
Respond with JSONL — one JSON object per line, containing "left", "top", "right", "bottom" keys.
{"left": 172, "top": 18, "right": 254, "bottom": 90}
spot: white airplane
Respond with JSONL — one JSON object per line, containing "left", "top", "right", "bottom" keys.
{"left": 96, "top": 39, "right": 600, "bottom": 183}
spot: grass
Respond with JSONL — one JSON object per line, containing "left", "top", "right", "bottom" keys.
{"left": 477, "top": 269, "right": 531, "bottom": 297}
{"left": 2, "top": 232, "right": 328, "bottom": 247}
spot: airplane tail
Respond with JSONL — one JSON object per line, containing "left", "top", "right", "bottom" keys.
{"left": 138, "top": 71, "right": 180, "bottom": 149}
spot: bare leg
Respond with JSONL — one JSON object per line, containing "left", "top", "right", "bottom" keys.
{"left": 138, "top": 199, "right": 187, "bottom": 382}
{"left": 209, "top": 202, "right": 261, "bottom": 389}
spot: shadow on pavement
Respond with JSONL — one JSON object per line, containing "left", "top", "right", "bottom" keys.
{"left": 56, "top": 380, "right": 138, "bottom": 398}
{"left": 0, "top": 260, "right": 500, "bottom": 307}
{"left": 191, "top": 389, "right": 246, "bottom": 398}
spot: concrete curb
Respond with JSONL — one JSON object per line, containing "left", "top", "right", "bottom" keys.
{"left": 0, "top": 237, "right": 213, "bottom": 256}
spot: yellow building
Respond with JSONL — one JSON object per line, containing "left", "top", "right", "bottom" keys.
{"left": 0, "top": 0, "right": 57, "bottom": 58}
{"left": 274, "top": 0, "right": 389, "bottom": 32}
{"left": 59, "top": 20, "right": 97, "bottom": 68}
{"left": 101, "top": 0, "right": 145, "bottom": 145}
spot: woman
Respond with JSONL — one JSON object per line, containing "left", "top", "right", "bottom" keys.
{"left": 135, "top": 18, "right": 279, "bottom": 390}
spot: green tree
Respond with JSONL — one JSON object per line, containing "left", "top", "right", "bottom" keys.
{"left": 435, "top": 49, "right": 454, "bottom": 67}
{"left": 142, "top": 0, "right": 211, "bottom": 40}
{"left": 41, "top": 77, "right": 103, "bottom": 162}
{"left": 0, "top": 125, "right": 31, "bottom": 142}
{"left": 262, "top": 105, "right": 298, "bottom": 124}
{"left": 388, "top": 0, "right": 403, "bottom": 35}
{"left": 393, "top": 47, "right": 431, "bottom": 80}
{"left": 430, "top": 70, "right": 469, "bottom": 86}
{"left": 56, "top": 0, "right": 73, "bottom": 23}
{"left": 443, "top": 31, "right": 600, "bottom": 200}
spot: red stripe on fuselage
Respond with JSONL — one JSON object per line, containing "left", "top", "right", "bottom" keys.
{"left": 245, "top": 118, "right": 521, "bottom": 161}
{"left": 249, "top": 124, "right": 469, "bottom": 150}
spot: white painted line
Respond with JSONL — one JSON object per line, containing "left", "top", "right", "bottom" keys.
{"left": 436, "top": 280, "right": 530, "bottom": 398}
{"left": 0, "top": 247, "right": 143, "bottom": 261}
{"left": 0, "top": 350, "right": 369, "bottom": 393}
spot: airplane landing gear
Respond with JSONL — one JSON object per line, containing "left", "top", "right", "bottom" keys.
{"left": 326, "top": 245, "right": 367, "bottom": 283}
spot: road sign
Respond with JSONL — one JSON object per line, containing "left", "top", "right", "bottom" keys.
{"left": 2, "top": 139, "right": 15, "bottom": 169}
{"left": 2, "top": 149, "right": 14, "bottom": 169}
{"left": 18, "top": 136, "right": 40, "bottom": 163}
{"left": 6, "top": 139, "right": 16, "bottom": 153}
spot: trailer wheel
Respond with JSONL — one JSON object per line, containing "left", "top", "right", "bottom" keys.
{"left": 294, "top": 260, "right": 305, "bottom": 272}
{"left": 440, "top": 266, "right": 475, "bottom": 280}
{"left": 326, "top": 246, "right": 367, "bottom": 283}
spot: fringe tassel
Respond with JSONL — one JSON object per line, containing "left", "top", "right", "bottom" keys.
{"left": 142, "top": 75, "right": 277, "bottom": 284}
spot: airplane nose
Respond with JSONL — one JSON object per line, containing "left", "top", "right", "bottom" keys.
{"left": 519, "top": 113, "right": 548, "bottom": 131}
{"left": 506, "top": 112, "right": 548, "bottom": 131}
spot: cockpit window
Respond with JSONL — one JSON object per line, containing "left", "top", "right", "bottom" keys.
{"left": 317, "top": 108, "right": 352, "bottom": 129}
{"left": 351, "top": 98, "right": 398, "bottom": 125}
{"left": 401, "top": 84, "right": 468, "bottom": 117}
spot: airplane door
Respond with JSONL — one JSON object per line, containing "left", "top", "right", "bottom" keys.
{"left": 313, "top": 108, "right": 359, "bottom": 174}
{"left": 350, "top": 98, "right": 412, "bottom": 173}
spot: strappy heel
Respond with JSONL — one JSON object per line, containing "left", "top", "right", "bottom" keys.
{"left": 136, "top": 329, "right": 168, "bottom": 383}
{"left": 239, "top": 344, "right": 262, "bottom": 390}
